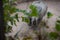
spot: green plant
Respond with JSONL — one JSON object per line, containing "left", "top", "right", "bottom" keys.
{"left": 3, "top": 0, "right": 20, "bottom": 40}
{"left": 21, "top": 4, "right": 38, "bottom": 23}
{"left": 29, "top": 5, "right": 38, "bottom": 17}
{"left": 47, "top": 12, "right": 53, "bottom": 18}
{"left": 55, "top": 23, "right": 60, "bottom": 31}
{"left": 55, "top": 19, "right": 60, "bottom": 32}
{"left": 56, "top": 20, "right": 60, "bottom": 24}
{"left": 49, "top": 18, "right": 60, "bottom": 40}
{"left": 49, "top": 32, "right": 58, "bottom": 39}
{"left": 3, "top": 0, "right": 19, "bottom": 33}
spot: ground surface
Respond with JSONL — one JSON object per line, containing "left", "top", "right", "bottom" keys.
{"left": 11, "top": 1, "right": 60, "bottom": 37}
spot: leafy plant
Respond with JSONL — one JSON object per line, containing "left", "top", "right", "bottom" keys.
{"left": 22, "top": 17, "right": 30, "bottom": 23}
{"left": 49, "top": 32, "right": 58, "bottom": 39}
{"left": 47, "top": 12, "right": 53, "bottom": 18}
{"left": 56, "top": 20, "right": 60, "bottom": 23}
{"left": 29, "top": 5, "right": 38, "bottom": 17}
{"left": 21, "top": 4, "right": 38, "bottom": 23}
{"left": 49, "top": 18, "right": 60, "bottom": 40}
{"left": 3, "top": 0, "right": 20, "bottom": 33}
{"left": 55, "top": 20, "right": 60, "bottom": 31}
{"left": 23, "top": 36, "right": 32, "bottom": 40}
{"left": 3, "top": 0, "right": 21, "bottom": 40}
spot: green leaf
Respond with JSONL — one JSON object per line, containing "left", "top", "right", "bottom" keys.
{"left": 3, "top": 0, "right": 9, "bottom": 3}
{"left": 8, "top": 25, "right": 12, "bottom": 32}
{"left": 6, "top": 25, "right": 12, "bottom": 33}
{"left": 4, "top": 4, "right": 10, "bottom": 10}
{"left": 9, "top": 17, "right": 14, "bottom": 25}
{"left": 4, "top": 13, "right": 10, "bottom": 22}
{"left": 55, "top": 23, "right": 60, "bottom": 31}
{"left": 15, "top": 9, "right": 26, "bottom": 13}
{"left": 9, "top": 7, "right": 18, "bottom": 14}
{"left": 15, "top": 14, "right": 19, "bottom": 22}
{"left": 18, "top": 9, "right": 30, "bottom": 15}
{"left": 3, "top": 0, "right": 19, "bottom": 33}
{"left": 47, "top": 12, "right": 53, "bottom": 18}
{"left": 49, "top": 32, "right": 58, "bottom": 39}
{"left": 56, "top": 20, "right": 60, "bottom": 23}
{"left": 15, "top": 9, "right": 29, "bottom": 15}
{"left": 15, "top": 9, "right": 20, "bottom": 12}
{"left": 29, "top": 5, "right": 38, "bottom": 17}
{"left": 13, "top": 20, "right": 17, "bottom": 26}
{"left": 19, "top": 10, "right": 26, "bottom": 13}
{"left": 22, "top": 17, "right": 30, "bottom": 23}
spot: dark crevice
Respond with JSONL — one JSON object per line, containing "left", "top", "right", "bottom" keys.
{"left": 0, "top": 0, "right": 5, "bottom": 40}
